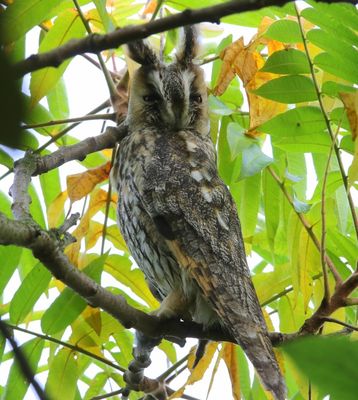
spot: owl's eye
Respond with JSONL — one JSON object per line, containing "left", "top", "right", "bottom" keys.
{"left": 190, "top": 94, "right": 202, "bottom": 103}
{"left": 143, "top": 94, "right": 160, "bottom": 103}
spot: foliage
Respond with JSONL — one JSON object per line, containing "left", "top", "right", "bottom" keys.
{"left": 0, "top": 0, "right": 357, "bottom": 399}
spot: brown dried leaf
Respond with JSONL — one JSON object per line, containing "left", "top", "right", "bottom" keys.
{"left": 214, "top": 37, "right": 247, "bottom": 96}
{"left": 67, "top": 161, "right": 111, "bottom": 203}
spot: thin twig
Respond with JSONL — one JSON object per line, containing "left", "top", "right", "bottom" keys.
{"left": 22, "top": 113, "right": 117, "bottom": 130}
{"left": 6, "top": 323, "right": 126, "bottom": 372}
{"left": 295, "top": 3, "right": 358, "bottom": 238}
{"left": 321, "top": 124, "right": 342, "bottom": 295}
{"left": 91, "top": 388, "right": 124, "bottom": 400}
{"left": 157, "top": 354, "right": 190, "bottom": 381}
{"left": 35, "top": 100, "right": 110, "bottom": 154}
{"left": 321, "top": 317, "right": 358, "bottom": 332}
{"left": 73, "top": 0, "right": 118, "bottom": 100}
{"left": 0, "top": 321, "right": 49, "bottom": 400}
{"left": 267, "top": 166, "right": 342, "bottom": 283}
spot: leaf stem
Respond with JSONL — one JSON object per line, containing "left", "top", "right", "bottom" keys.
{"left": 295, "top": 3, "right": 358, "bottom": 238}
{"left": 22, "top": 113, "right": 117, "bottom": 130}
{"left": 157, "top": 354, "right": 189, "bottom": 381}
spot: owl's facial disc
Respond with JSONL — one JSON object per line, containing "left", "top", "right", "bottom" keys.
{"left": 130, "top": 63, "right": 207, "bottom": 132}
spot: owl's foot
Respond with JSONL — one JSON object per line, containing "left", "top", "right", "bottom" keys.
{"left": 154, "top": 289, "right": 191, "bottom": 321}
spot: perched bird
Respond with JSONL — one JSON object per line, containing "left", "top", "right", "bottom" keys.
{"left": 111, "top": 26, "right": 286, "bottom": 399}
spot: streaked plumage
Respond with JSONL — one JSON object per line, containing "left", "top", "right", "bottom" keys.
{"left": 111, "top": 26, "right": 285, "bottom": 400}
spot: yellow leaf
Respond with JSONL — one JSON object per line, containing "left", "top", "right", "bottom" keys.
{"left": 169, "top": 342, "right": 218, "bottom": 399}
{"left": 65, "top": 189, "right": 116, "bottom": 265}
{"left": 67, "top": 161, "right": 111, "bottom": 203}
{"left": 47, "top": 190, "right": 68, "bottom": 228}
{"left": 143, "top": 0, "right": 157, "bottom": 15}
{"left": 82, "top": 306, "right": 102, "bottom": 336}
{"left": 340, "top": 91, "right": 358, "bottom": 140}
{"left": 298, "top": 228, "right": 321, "bottom": 312}
{"left": 85, "top": 220, "right": 104, "bottom": 250}
{"left": 322, "top": 308, "right": 346, "bottom": 334}
{"left": 222, "top": 343, "right": 240, "bottom": 400}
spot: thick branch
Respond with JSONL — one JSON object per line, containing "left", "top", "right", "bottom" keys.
{"left": 0, "top": 211, "right": 299, "bottom": 346}
{"left": 13, "top": 0, "right": 353, "bottom": 77}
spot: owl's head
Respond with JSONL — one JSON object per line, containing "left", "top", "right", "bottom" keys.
{"left": 126, "top": 26, "right": 209, "bottom": 135}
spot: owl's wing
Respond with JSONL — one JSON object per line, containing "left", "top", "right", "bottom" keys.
{"left": 143, "top": 158, "right": 285, "bottom": 399}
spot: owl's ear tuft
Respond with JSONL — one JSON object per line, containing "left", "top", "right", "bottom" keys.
{"left": 176, "top": 25, "right": 199, "bottom": 67}
{"left": 126, "top": 40, "right": 158, "bottom": 65}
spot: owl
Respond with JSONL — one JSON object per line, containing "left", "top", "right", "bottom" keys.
{"left": 111, "top": 26, "right": 285, "bottom": 400}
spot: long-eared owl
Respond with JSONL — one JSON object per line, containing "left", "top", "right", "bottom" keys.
{"left": 111, "top": 26, "right": 285, "bottom": 400}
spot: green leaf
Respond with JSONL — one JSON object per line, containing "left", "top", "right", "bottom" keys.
{"left": 105, "top": 255, "right": 158, "bottom": 309}
{"left": 273, "top": 133, "right": 331, "bottom": 153}
{"left": 261, "top": 49, "right": 310, "bottom": 75}
{"left": 233, "top": 172, "right": 261, "bottom": 242}
{"left": 301, "top": 6, "right": 358, "bottom": 47}
{"left": 0, "top": 148, "right": 14, "bottom": 170}
{"left": 223, "top": 5, "right": 290, "bottom": 27}
{"left": 208, "top": 95, "right": 234, "bottom": 116}
{"left": 13, "top": 130, "right": 39, "bottom": 150}
{"left": 21, "top": 93, "right": 54, "bottom": 136}
{"left": 94, "top": 0, "right": 115, "bottom": 32}
{"left": 41, "top": 254, "right": 107, "bottom": 334}
{"left": 3, "top": 338, "right": 44, "bottom": 400}
{"left": 262, "top": 169, "right": 280, "bottom": 253}
{"left": 29, "top": 183, "right": 46, "bottom": 228}
{"left": 322, "top": 81, "right": 355, "bottom": 98}
{"left": 0, "top": 191, "right": 12, "bottom": 218}
{"left": 0, "top": 246, "right": 23, "bottom": 295}
{"left": 45, "top": 348, "right": 79, "bottom": 400}
{"left": 265, "top": 20, "right": 302, "bottom": 43}
{"left": 259, "top": 106, "right": 326, "bottom": 137}
{"left": 283, "top": 336, "right": 358, "bottom": 400}
{"left": 10, "top": 263, "right": 52, "bottom": 324}
{"left": 47, "top": 77, "right": 69, "bottom": 125}
{"left": 253, "top": 75, "right": 317, "bottom": 103}
{"left": 39, "top": 164, "right": 62, "bottom": 208}
{"left": 340, "top": 135, "right": 354, "bottom": 154}
{"left": 227, "top": 122, "right": 254, "bottom": 158}
{"left": 307, "top": 29, "right": 358, "bottom": 68}
{"left": 30, "top": 9, "right": 86, "bottom": 105}
{"left": 238, "top": 145, "right": 273, "bottom": 180}
{"left": 314, "top": 52, "right": 358, "bottom": 84}
{"left": 0, "top": 0, "right": 62, "bottom": 44}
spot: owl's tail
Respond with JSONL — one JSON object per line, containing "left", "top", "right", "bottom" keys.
{"left": 234, "top": 325, "right": 286, "bottom": 400}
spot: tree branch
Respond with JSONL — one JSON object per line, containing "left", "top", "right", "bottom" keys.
{"left": 0, "top": 320, "right": 48, "bottom": 400}
{"left": 34, "top": 124, "right": 127, "bottom": 176}
{"left": 13, "top": 0, "right": 354, "bottom": 77}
